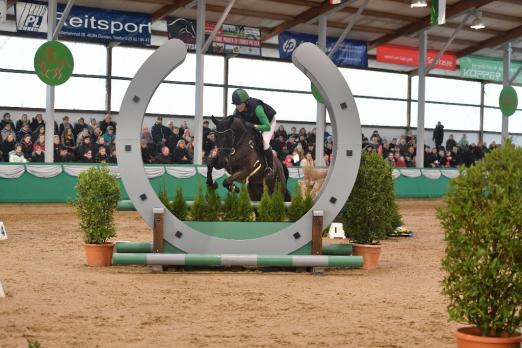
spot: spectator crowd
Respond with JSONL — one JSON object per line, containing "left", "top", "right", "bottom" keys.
{"left": 0, "top": 112, "right": 502, "bottom": 169}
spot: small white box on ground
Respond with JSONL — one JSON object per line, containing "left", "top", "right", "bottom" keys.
{"left": 0, "top": 222, "right": 7, "bottom": 241}
{"left": 328, "top": 223, "right": 346, "bottom": 239}
{"left": 0, "top": 281, "right": 5, "bottom": 298}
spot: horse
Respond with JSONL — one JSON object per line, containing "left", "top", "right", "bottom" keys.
{"left": 206, "top": 116, "right": 291, "bottom": 201}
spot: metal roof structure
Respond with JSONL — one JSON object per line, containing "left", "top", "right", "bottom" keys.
{"left": 37, "top": 0, "right": 522, "bottom": 62}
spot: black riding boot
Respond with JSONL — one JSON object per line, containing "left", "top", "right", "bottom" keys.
{"left": 264, "top": 148, "right": 275, "bottom": 180}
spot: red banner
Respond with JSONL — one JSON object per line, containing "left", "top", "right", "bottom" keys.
{"left": 376, "top": 44, "right": 456, "bottom": 71}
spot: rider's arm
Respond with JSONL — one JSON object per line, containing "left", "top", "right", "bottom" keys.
{"left": 254, "top": 105, "right": 270, "bottom": 132}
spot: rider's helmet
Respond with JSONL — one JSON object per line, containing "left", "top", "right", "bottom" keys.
{"left": 232, "top": 89, "right": 249, "bottom": 105}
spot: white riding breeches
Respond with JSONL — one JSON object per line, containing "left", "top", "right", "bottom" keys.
{"left": 262, "top": 118, "right": 277, "bottom": 150}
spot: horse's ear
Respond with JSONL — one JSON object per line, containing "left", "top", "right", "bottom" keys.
{"left": 211, "top": 115, "right": 219, "bottom": 126}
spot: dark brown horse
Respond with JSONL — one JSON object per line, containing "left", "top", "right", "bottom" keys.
{"left": 206, "top": 116, "right": 290, "bottom": 201}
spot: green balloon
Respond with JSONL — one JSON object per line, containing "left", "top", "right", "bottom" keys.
{"left": 311, "top": 83, "right": 324, "bottom": 104}
{"left": 34, "top": 41, "right": 74, "bottom": 86}
{"left": 499, "top": 86, "right": 518, "bottom": 117}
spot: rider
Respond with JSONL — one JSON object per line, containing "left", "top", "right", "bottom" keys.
{"left": 231, "top": 88, "right": 277, "bottom": 179}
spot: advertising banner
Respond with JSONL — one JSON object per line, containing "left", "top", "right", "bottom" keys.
{"left": 166, "top": 17, "right": 261, "bottom": 56}
{"left": 278, "top": 31, "right": 367, "bottom": 68}
{"left": 376, "top": 44, "right": 456, "bottom": 71}
{"left": 459, "top": 55, "right": 522, "bottom": 84}
{"left": 16, "top": 1, "right": 151, "bottom": 44}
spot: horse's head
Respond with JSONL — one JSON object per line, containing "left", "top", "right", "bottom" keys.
{"left": 211, "top": 115, "right": 237, "bottom": 150}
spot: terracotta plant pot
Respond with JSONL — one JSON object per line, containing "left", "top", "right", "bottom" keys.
{"left": 455, "top": 327, "right": 522, "bottom": 348}
{"left": 84, "top": 243, "right": 115, "bottom": 267}
{"left": 352, "top": 244, "right": 381, "bottom": 270}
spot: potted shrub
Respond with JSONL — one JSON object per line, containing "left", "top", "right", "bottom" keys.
{"left": 341, "top": 151, "right": 401, "bottom": 269}
{"left": 438, "top": 140, "right": 522, "bottom": 347}
{"left": 74, "top": 165, "right": 120, "bottom": 267}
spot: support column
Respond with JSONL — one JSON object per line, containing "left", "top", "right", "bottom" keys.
{"left": 105, "top": 45, "right": 112, "bottom": 114}
{"left": 479, "top": 81, "right": 484, "bottom": 144}
{"left": 501, "top": 42, "right": 511, "bottom": 144}
{"left": 315, "top": 15, "right": 327, "bottom": 166}
{"left": 415, "top": 30, "right": 427, "bottom": 169}
{"left": 223, "top": 55, "right": 229, "bottom": 117}
{"left": 193, "top": 0, "right": 205, "bottom": 164}
{"left": 406, "top": 75, "right": 412, "bottom": 132}
{"left": 45, "top": 0, "right": 57, "bottom": 163}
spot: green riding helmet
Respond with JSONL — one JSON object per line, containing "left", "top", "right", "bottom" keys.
{"left": 232, "top": 89, "right": 249, "bottom": 105}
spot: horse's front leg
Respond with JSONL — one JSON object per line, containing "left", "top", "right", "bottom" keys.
{"left": 223, "top": 170, "right": 248, "bottom": 193}
{"left": 206, "top": 163, "right": 218, "bottom": 189}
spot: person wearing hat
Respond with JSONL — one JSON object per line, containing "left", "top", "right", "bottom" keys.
{"left": 231, "top": 88, "right": 277, "bottom": 179}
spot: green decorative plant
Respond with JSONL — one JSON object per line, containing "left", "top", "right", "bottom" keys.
{"left": 236, "top": 184, "right": 254, "bottom": 222}
{"left": 171, "top": 186, "right": 188, "bottom": 220}
{"left": 342, "top": 151, "right": 400, "bottom": 244}
{"left": 191, "top": 181, "right": 207, "bottom": 221}
{"left": 257, "top": 183, "right": 272, "bottom": 222}
{"left": 74, "top": 165, "right": 119, "bottom": 244}
{"left": 222, "top": 190, "right": 239, "bottom": 221}
{"left": 270, "top": 181, "right": 286, "bottom": 222}
{"left": 27, "top": 338, "right": 41, "bottom": 348}
{"left": 303, "top": 188, "right": 314, "bottom": 214}
{"left": 205, "top": 186, "right": 221, "bottom": 221}
{"left": 158, "top": 181, "right": 170, "bottom": 208}
{"left": 438, "top": 140, "right": 522, "bottom": 337}
{"left": 287, "top": 185, "right": 304, "bottom": 222}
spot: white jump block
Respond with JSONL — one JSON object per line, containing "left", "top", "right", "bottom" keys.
{"left": 328, "top": 223, "right": 346, "bottom": 239}
{"left": 0, "top": 222, "right": 7, "bottom": 241}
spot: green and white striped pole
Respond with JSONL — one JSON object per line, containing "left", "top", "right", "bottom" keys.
{"left": 113, "top": 253, "right": 363, "bottom": 268}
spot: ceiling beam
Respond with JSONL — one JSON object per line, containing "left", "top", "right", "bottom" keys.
{"left": 262, "top": 0, "right": 321, "bottom": 8}
{"left": 339, "top": 6, "right": 418, "bottom": 22}
{"left": 428, "top": 34, "right": 477, "bottom": 46}
{"left": 368, "top": 0, "right": 497, "bottom": 49}
{"left": 481, "top": 11, "right": 522, "bottom": 23}
{"left": 205, "top": 4, "right": 293, "bottom": 21}
{"left": 262, "top": 0, "right": 344, "bottom": 41}
{"left": 457, "top": 24, "right": 522, "bottom": 57}
{"left": 151, "top": 0, "right": 194, "bottom": 21}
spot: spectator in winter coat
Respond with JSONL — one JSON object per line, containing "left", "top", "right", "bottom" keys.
{"left": 155, "top": 146, "right": 173, "bottom": 164}
{"left": 15, "top": 114, "right": 29, "bottom": 132}
{"left": 1, "top": 134, "right": 16, "bottom": 162}
{"left": 432, "top": 121, "right": 444, "bottom": 149}
{"left": 458, "top": 134, "right": 469, "bottom": 147}
{"left": 274, "top": 125, "right": 287, "bottom": 140}
{"left": 32, "top": 125, "right": 45, "bottom": 143}
{"left": 79, "top": 150, "right": 93, "bottom": 163}
{"left": 173, "top": 139, "right": 192, "bottom": 164}
{"left": 385, "top": 152, "right": 395, "bottom": 167}
{"left": 151, "top": 117, "right": 173, "bottom": 147}
{"left": 9, "top": 144, "right": 28, "bottom": 163}
{"left": 20, "top": 134, "right": 33, "bottom": 159}
{"left": 140, "top": 140, "right": 154, "bottom": 164}
{"left": 1, "top": 113, "right": 15, "bottom": 131}
{"left": 30, "top": 113, "right": 44, "bottom": 132}
{"left": 31, "top": 144, "right": 45, "bottom": 162}
{"left": 1, "top": 122, "right": 16, "bottom": 142}
{"left": 445, "top": 134, "right": 457, "bottom": 151}
{"left": 102, "top": 126, "right": 115, "bottom": 145}
{"left": 33, "top": 134, "right": 46, "bottom": 152}
{"left": 73, "top": 117, "right": 89, "bottom": 136}
{"left": 56, "top": 147, "right": 74, "bottom": 162}
{"left": 141, "top": 127, "right": 154, "bottom": 145}
{"left": 17, "top": 123, "right": 32, "bottom": 142}
{"left": 59, "top": 116, "right": 74, "bottom": 136}
{"left": 99, "top": 113, "right": 117, "bottom": 135}
{"left": 95, "top": 147, "right": 109, "bottom": 163}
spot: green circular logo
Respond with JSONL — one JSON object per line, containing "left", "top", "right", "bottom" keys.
{"left": 499, "top": 86, "right": 518, "bottom": 117}
{"left": 311, "top": 83, "right": 324, "bottom": 104}
{"left": 34, "top": 41, "right": 74, "bottom": 86}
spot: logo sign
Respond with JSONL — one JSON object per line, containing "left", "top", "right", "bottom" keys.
{"left": 278, "top": 31, "right": 367, "bottom": 68}
{"left": 376, "top": 44, "right": 456, "bottom": 71}
{"left": 499, "top": 86, "right": 518, "bottom": 117}
{"left": 16, "top": 1, "right": 151, "bottom": 44}
{"left": 34, "top": 40, "right": 74, "bottom": 86}
{"left": 459, "top": 55, "right": 522, "bottom": 84}
{"left": 166, "top": 17, "right": 261, "bottom": 56}
{"left": 0, "top": 221, "right": 7, "bottom": 241}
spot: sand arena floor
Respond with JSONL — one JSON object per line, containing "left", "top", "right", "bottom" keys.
{"left": 0, "top": 199, "right": 458, "bottom": 347}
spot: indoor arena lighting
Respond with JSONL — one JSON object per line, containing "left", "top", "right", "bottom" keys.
{"left": 470, "top": 12, "right": 485, "bottom": 30}
{"left": 411, "top": 0, "right": 427, "bottom": 8}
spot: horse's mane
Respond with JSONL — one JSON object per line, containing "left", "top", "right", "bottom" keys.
{"left": 226, "top": 116, "right": 264, "bottom": 157}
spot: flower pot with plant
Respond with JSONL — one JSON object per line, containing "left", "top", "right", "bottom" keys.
{"left": 74, "top": 165, "right": 120, "bottom": 267}
{"left": 438, "top": 140, "right": 522, "bottom": 347}
{"left": 341, "top": 151, "right": 402, "bottom": 270}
